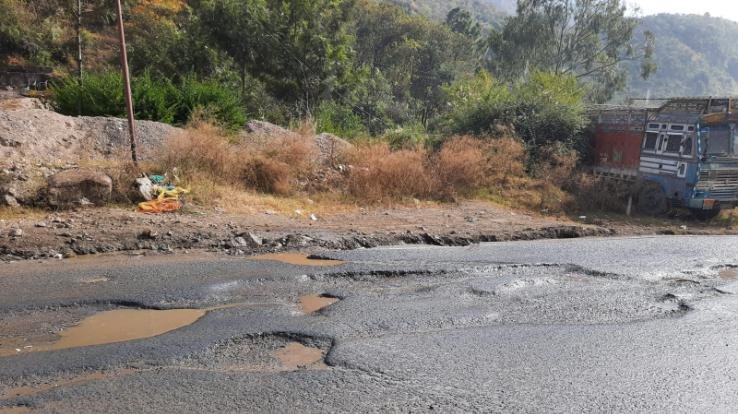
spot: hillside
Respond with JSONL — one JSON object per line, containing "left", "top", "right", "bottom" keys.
{"left": 388, "top": 0, "right": 511, "bottom": 29}
{"left": 624, "top": 14, "right": 738, "bottom": 99}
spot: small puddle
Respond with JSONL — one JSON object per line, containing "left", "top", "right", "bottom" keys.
{"left": 719, "top": 267, "right": 738, "bottom": 280}
{"left": 1, "top": 369, "right": 136, "bottom": 400}
{"left": 250, "top": 253, "right": 343, "bottom": 267}
{"left": 274, "top": 342, "right": 327, "bottom": 370}
{"left": 0, "top": 309, "right": 205, "bottom": 357}
{"left": 299, "top": 294, "right": 339, "bottom": 314}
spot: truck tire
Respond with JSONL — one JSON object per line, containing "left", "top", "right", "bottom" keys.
{"left": 636, "top": 182, "right": 668, "bottom": 216}
{"left": 690, "top": 206, "right": 721, "bottom": 221}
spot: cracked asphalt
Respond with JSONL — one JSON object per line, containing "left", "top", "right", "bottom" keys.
{"left": 2, "top": 236, "right": 738, "bottom": 413}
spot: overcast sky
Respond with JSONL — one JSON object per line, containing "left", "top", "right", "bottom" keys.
{"left": 630, "top": 0, "right": 738, "bottom": 22}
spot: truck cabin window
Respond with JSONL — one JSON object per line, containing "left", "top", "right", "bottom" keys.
{"left": 643, "top": 132, "right": 658, "bottom": 151}
{"left": 664, "top": 135, "right": 682, "bottom": 154}
{"left": 706, "top": 128, "right": 732, "bottom": 156}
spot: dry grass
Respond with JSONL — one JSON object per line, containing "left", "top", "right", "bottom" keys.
{"left": 344, "top": 142, "right": 438, "bottom": 203}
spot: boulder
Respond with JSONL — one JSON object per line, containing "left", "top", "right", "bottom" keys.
{"left": 314, "top": 133, "right": 353, "bottom": 164}
{"left": 47, "top": 169, "right": 113, "bottom": 208}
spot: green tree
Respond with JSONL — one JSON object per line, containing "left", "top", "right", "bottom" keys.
{"left": 445, "top": 7, "right": 480, "bottom": 39}
{"left": 486, "top": 0, "right": 655, "bottom": 102}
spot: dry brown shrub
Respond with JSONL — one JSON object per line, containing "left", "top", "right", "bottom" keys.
{"left": 159, "top": 123, "right": 321, "bottom": 197}
{"left": 434, "top": 136, "right": 527, "bottom": 197}
{"left": 345, "top": 142, "right": 437, "bottom": 203}
{"left": 240, "top": 156, "right": 294, "bottom": 196}
{"left": 533, "top": 143, "right": 579, "bottom": 188}
{"left": 160, "top": 123, "right": 235, "bottom": 181}
{"left": 570, "top": 173, "right": 631, "bottom": 213}
{"left": 435, "top": 136, "right": 489, "bottom": 196}
{"left": 486, "top": 136, "right": 527, "bottom": 182}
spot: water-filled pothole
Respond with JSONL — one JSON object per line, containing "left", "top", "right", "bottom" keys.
{"left": 299, "top": 294, "right": 339, "bottom": 314}
{"left": 0, "top": 309, "right": 205, "bottom": 357}
{"left": 719, "top": 267, "right": 738, "bottom": 280}
{"left": 250, "top": 253, "right": 344, "bottom": 267}
{"left": 275, "top": 342, "right": 327, "bottom": 370}
{"left": 1, "top": 369, "right": 136, "bottom": 400}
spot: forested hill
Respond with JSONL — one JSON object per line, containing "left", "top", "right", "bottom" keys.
{"left": 624, "top": 14, "right": 738, "bottom": 99}
{"left": 388, "top": 0, "right": 512, "bottom": 29}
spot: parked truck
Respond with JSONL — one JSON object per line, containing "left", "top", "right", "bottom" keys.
{"left": 591, "top": 97, "right": 738, "bottom": 219}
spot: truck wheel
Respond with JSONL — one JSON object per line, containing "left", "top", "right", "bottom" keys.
{"left": 690, "top": 207, "right": 721, "bottom": 221}
{"left": 637, "top": 182, "right": 668, "bottom": 216}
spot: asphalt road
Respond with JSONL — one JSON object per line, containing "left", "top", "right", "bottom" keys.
{"left": 2, "top": 236, "right": 738, "bottom": 413}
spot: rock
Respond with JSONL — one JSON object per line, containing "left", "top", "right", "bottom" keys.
{"left": 233, "top": 237, "right": 248, "bottom": 247}
{"left": 35, "top": 222, "right": 48, "bottom": 228}
{"left": 138, "top": 229, "right": 159, "bottom": 240}
{"left": 47, "top": 169, "right": 113, "bottom": 208}
{"left": 245, "top": 121, "right": 299, "bottom": 139}
{"left": 310, "top": 214, "right": 318, "bottom": 222}
{"left": 245, "top": 232, "right": 263, "bottom": 246}
{"left": 314, "top": 133, "right": 353, "bottom": 164}
{"left": 236, "top": 232, "right": 263, "bottom": 247}
{"left": 8, "top": 228, "right": 22, "bottom": 237}
{"left": 1, "top": 194, "right": 19, "bottom": 207}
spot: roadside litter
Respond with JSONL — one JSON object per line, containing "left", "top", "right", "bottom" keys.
{"left": 136, "top": 173, "right": 190, "bottom": 213}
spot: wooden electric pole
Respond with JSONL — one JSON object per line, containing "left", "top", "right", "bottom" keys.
{"left": 114, "top": 0, "right": 138, "bottom": 166}
{"left": 76, "top": 0, "right": 83, "bottom": 116}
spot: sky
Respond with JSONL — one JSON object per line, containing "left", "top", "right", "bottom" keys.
{"left": 631, "top": 0, "right": 738, "bottom": 22}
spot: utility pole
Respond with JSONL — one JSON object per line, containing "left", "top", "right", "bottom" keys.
{"left": 115, "top": 0, "right": 138, "bottom": 166}
{"left": 76, "top": 0, "right": 83, "bottom": 116}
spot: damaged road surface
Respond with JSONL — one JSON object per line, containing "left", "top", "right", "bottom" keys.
{"left": 2, "top": 237, "right": 738, "bottom": 412}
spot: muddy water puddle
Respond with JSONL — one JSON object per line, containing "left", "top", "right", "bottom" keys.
{"left": 1, "top": 369, "right": 136, "bottom": 400}
{"left": 250, "top": 253, "right": 344, "bottom": 267}
{"left": 275, "top": 342, "right": 327, "bottom": 370}
{"left": 299, "top": 294, "right": 339, "bottom": 314}
{"left": 0, "top": 309, "right": 205, "bottom": 357}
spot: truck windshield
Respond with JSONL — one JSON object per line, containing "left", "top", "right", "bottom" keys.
{"left": 706, "top": 127, "right": 732, "bottom": 156}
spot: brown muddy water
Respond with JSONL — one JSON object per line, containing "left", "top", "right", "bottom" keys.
{"left": 0, "top": 309, "right": 205, "bottom": 357}
{"left": 719, "top": 267, "right": 738, "bottom": 279}
{"left": 1, "top": 369, "right": 136, "bottom": 400}
{"left": 275, "top": 342, "right": 327, "bottom": 370}
{"left": 299, "top": 295, "right": 339, "bottom": 314}
{"left": 250, "top": 253, "right": 344, "bottom": 267}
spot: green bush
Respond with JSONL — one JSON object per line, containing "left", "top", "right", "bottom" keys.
{"left": 316, "top": 101, "right": 366, "bottom": 139}
{"left": 132, "top": 72, "right": 180, "bottom": 124}
{"left": 50, "top": 72, "right": 246, "bottom": 130}
{"left": 177, "top": 76, "right": 246, "bottom": 129}
{"left": 384, "top": 123, "right": 432, "bottom": 150}
{"left": 51, "top": 71, "right": 125, "bottom": 117}
{"left": 440, "top": 71, "right": 588, "bottom": 148}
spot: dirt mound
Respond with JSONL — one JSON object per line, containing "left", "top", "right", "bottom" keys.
{"left": 0, "top": 102, "right": 179, "bottom": 200}
{"left": 243, "top": 121, "right": 353, "bottom": 164}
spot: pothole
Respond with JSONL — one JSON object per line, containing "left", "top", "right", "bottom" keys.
{"left": 1, "top": 369, "right": 136, "bottom": 400}
{"left": 299, "top": 294, "right": 339, "bottom": 314}
{"left": 0, "top": 309, "right": 205, "bottom": 357}
{"left": 274, "top": 342, "right": 327, "bottom": 370}
{"left": 177, "top": 334, "right": 330, "bottom": 373}
{"left": 250, "top": 253, "right": 344, "bottom": 267}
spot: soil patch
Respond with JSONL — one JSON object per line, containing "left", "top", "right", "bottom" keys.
{"left": 299, "top": 294, "right": 339, "bottom": 314}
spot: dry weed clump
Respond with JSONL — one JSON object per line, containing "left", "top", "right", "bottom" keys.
{"left": 345, "top": 142, "right": 437, "bottom": 203}
{"left": 159, "top": 123, "right": 319, "bottom": 198}
{"left": 570, "top": 173, "right": 631, "bottom": 213}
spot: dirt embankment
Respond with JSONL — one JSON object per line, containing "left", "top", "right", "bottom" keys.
{"left": 2, "top": 200, "right": 732, "bottom": 262}
{"left": 0, "top": 97, "right": 734, "bottom": 262}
